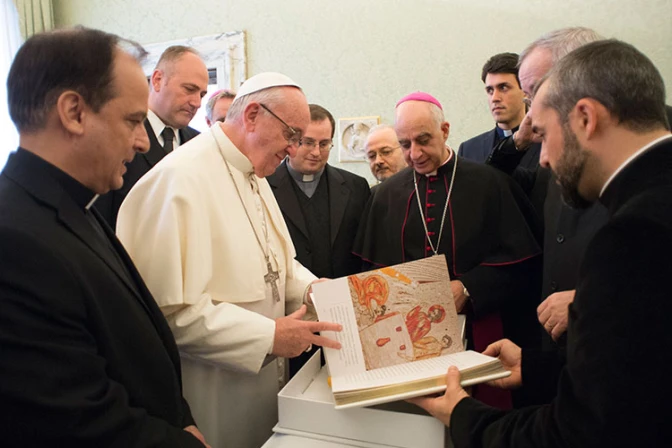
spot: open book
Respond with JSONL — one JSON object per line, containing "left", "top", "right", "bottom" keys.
{"left": 311, "top": 255, "right": 510, "bottom": 409}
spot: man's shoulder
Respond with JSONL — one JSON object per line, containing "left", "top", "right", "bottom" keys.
{"left": 327, "top": 165, "right": 369, "bottom": 189}
{"left": 371, "top": 167, "right": 413, "bottom": 199}
{"left": 181, "top": 125, "right": 200, "bottom": 142}
{"left": 460, "top": 128, "right": 495, "bottom": 147}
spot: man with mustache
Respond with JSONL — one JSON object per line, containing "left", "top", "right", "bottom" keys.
{"left": 458, "top": 52, "right": 539, "bottom": 169}
{"left": 411, "top": 39, "right": 672, "bottom": 448}
{"left": 96, "top": 45, "right": 208, "bottom": 229}
{"left": 365, "top": 124, "right": 408, "bottom": 183}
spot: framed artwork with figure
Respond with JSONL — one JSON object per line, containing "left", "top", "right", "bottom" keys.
{"left": 338, "top": 116, "right": 380, "bottom": 162}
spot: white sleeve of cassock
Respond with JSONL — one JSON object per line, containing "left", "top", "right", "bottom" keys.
{"left": 116, "top": 166, "right": 275, "bottom": 375}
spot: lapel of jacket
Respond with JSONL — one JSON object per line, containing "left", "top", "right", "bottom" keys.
{"left": 141, "top": 119, "right": 168, "bottom": 168}
{"left": 326, "top": 165, "right": 350, "bottom": 246}
{"left": 483, "top": 127, "right": 497, "bottom": 160}
{"left": 5, "top": 156, "right": 154, "bottom": 316}
{"left": 268, "top": 161, "right": 309, "bottom": 239}
{"left": 178, "top": 125, "right": 200, "bottom": 144}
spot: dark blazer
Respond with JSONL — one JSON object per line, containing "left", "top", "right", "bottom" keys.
{"left": 459, "top": 127, "right": 540, "bottom": 169}
{"left": 96, "top": 119, "right": 199, "bottom": 229}
{"left": 451, "top": 137, "right": 672, "bottom": 447}
{"left": 0, "top": 150, "right": 202, "bottom": 447}
{"left": 267, "top": 161, "right": 370, "bottom": 278}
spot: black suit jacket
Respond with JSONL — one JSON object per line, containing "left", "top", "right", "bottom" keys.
{"left": 459, "top": 127, "right": 540, "bottom": 169}
{"left": 451, "top": 137, "right": 672, "bottom": 447}
{"left": 96, "top": 119, "right": 199, "bottom": 229}
{"left": 267, "top": 161, "right": 370, "bottom": 278}
{"left": 0, "top": 150, "right": 202, "bottom": 447}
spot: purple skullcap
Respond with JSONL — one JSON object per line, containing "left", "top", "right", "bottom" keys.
{"left": 395, "top": 92, "right": 443, "bottom": 110}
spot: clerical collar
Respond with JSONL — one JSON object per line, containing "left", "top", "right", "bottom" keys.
{"left": 16, "top": 148, "right": 98, "bottom": 210}
{"left": 147, "top": 109, "right": 181, "bottom": 147}
{"left": 286, "top": 160, "right": 324, "bottom": 184}
{"left": 424, "top": 148, "right": 454, "bottom": 177}
{"left": 211, "top": 122, "right": 255, "bottom": 175}
{"left": 600, "top": 133, "right": 672, "bottom": 198}
{"left": 495, "top": 124, "right": 518, "bottom": 139}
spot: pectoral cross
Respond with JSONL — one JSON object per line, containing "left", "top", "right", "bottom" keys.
{"left": 264, "top": 257, "right": 280, "bottom": 302}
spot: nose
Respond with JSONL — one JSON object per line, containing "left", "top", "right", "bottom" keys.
{"left": 310, "top": 145, "right": 321, "bottom": 157}
{"left": 135, "top": 125, "right": 150, "bottom": 153}
{"left": 286, "top": 144, "right": 298, "bottom": 158}
{"left": 374, "top": 152, "right": 385, "bottom": 164}
{"left": 410, "top": 142, "right": 423, "bottom": 160}
{"left": 539, "top": 145, "right": 550, "bottom": 169}
{"left": 491, "top": 90, "right": 502, "bottom": 103}
{"left": 190, "top": 93, "right": 203, "bottom": 109}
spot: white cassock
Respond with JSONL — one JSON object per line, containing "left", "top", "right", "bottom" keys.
{"left": 117, "top": 123, "right": 317, "bottom": 448}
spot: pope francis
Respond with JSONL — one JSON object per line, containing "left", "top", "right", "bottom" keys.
{"left": 117, "top": 73, "right": 342, "bottom": 448}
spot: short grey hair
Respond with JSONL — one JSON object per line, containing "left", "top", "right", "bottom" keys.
{"left": 365, "top": 124, "right": 396, "bottom": 147}
{"left": 205, "top": 89, "right": 236, "bottom": 120}
{"left": 394, "top": 101, "right": 446, "bottom": 130}
{"left": 541, "top": 39, "right": 668, "bottom": 133}
{"left": 519, "top": 27, "right": 604, "bottom": 67}
{"left": 226, "top": 87, "right": 296, "bottom": 123}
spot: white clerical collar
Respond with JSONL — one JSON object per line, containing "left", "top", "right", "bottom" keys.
{"left": 147, "top": 109, "right": 181, "bottom": 147}
{"left": 424, "top": 147, "right": 454, "bottom": 177}
{"left": 286, "top": 161, "right": 324, "bottom": 183}
{"left": 211, "top": 122, "right": 255, "bottom": 175}
{"left": 599, "top": 133, "right": 672, "bottom": 197}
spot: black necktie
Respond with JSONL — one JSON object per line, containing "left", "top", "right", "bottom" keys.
{"left": 161, "top": 127, "right": 175, "bottom": 154}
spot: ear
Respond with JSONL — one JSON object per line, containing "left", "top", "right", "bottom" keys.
{"left": 572, "top": 98, "right": 600, "bottom": 140}
{"left": 441, "top": 121, "right": 450, "bottom": 141}
{"left": 242, "top": 102, "right": 261, "bottom": 132}
{"left": 150, "top": 69, "right": 163, "bottom": 92}
{"left": 56, "top": 91, "right": 87, "bottom": 136}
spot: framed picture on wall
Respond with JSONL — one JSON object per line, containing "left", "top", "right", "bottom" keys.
{"left": 338, "top": 116, "right": 380, "bottom": 162}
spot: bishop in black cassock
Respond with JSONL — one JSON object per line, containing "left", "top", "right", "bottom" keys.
{"left": 353, "top": 92, "right": 542, "bottom": 408}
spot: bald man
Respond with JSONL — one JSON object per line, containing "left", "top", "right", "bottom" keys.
{"left": 96, "top": 45, "right": 209, "bottom": 228}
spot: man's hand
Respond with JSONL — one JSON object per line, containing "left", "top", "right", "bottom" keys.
{"left": 450, "top": 280, "right": 467, "bottom": 313}
{"left": 407, "top": 366, "right": 469, "bottom": 426}
{"left": 273, "top": 305, "right": 342, "bottom": 358}
{"left": 184, "top": 425, "right": 210, "bottom": 448}
{"left": 482, "top": 339, "right": 522, "bottom": 389}
{"left": 537, "top": 290, "right": 575, "bottom": 341}
{"left": 513, "top": 112, "right": 541, "bottom": 151}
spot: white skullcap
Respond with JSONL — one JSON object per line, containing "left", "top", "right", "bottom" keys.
{"left": 234, "top": 72, "right": 302, "bottom": 101}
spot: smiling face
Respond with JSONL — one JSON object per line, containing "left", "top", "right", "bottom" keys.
{"left": 485, "top": 72, "right": 527, "bottom": 130}
{"left": 288, "top": 118, "right": 332, "bottom": 174}
{"left": 82, "top": 50, "right": 150, "bottom": 194}
{"left": 149, "top": 51, "right": 208, "bottom": 128}
{"left": 395, "top": 101, "right": 450, "bottom": 174}
{"left": 245, "top": 87, "right": 310, "bottom": 178}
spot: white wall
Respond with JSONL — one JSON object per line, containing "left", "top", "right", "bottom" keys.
{"left": 54, "top": 0, "right": 672, "bottom": 183}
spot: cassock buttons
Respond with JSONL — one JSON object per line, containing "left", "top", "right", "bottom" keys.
{"left": 550, "top": 281, "right": 558, "bottom": 292}
{"left": 556, "top": 234, "right": 565, "bottom": 244}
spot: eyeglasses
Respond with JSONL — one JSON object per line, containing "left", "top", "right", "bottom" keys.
{"left": 366, "top": 146, "right": 400, "bottom": 162}
{"left": 300, "top": 138, "right": 333, "bottom": 151}
{"left": 259, "top": 103, "right": 301, "bottom": 147}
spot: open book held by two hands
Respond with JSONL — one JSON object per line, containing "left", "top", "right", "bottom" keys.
{"left": 311, "top": 255, "right": 510, "bottom": 410}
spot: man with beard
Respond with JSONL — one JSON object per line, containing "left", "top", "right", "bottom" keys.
{"left": 411, "top": 39, "right": 672, "bottom": 448}
{"left": 354, "top": 92, "right": 542, "bottom": 408}
{"left": 365, "top": 124, "right": 408, "bottom": 183}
